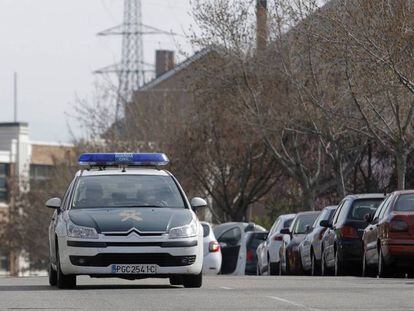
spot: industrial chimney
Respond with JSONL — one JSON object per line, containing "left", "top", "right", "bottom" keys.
{"left": 256, "top": 0, "right": 268, "bottom": 51}
{"left": 155, "top": 50, "right": 175, "bottom": 78}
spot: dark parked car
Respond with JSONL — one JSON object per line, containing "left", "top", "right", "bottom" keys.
{"left": 321, "top": 194, "right": 385, "bottom": 276}
{"left": 279, "top": 211, "right": 320, "bottom": 275}
{"left": 299, "top": 206, "right": 337, "bottom": 276}
{"left": 245, "top": 231, "right": 268, "bottom": 275}
{"left": 363, "top": 190, "right": 414, "bottom": 278}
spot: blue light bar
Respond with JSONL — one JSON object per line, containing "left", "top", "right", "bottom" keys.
{"left": 78, "top": 153, "right": 169, "bottom": 166}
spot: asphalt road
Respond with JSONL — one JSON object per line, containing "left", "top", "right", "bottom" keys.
{"left": 0, "top": 275, "right": 413, "bottom": 311}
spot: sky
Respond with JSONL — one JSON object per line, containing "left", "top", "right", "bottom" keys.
{"left": 0, "top": 0, "right": 195, "bottom": 143}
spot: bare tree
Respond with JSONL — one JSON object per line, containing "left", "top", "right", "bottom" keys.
{"left": 312, "top": 0, "right": 414, "bottom": 190}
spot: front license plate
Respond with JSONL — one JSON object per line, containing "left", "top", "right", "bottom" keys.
{"left": 111, "top": 264, "right": 157, "bottom": 274}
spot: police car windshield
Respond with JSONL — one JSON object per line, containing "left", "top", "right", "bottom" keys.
{"left": 72, "top": 175, "right": 185, "bottom": 209}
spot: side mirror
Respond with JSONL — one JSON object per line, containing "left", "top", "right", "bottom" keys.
{"left": 46, "top": 197, "right": 61, "bottom": 209}
{"left": 190, "top": 197, "right": 207, "bottom": 212}
{"left": 280, "top": 228, "right": 290, "bottom": 235}
{"left": 364, "top": 212, "right": 374, "bottom": 223}
{"left": 319, "top": 220, "right": 330, "bottom": 228}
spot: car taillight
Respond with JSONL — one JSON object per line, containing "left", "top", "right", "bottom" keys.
{"left": 340, "top": 226, "right": 359, "bottom": 239}
{"left": 390, "top": 220, "right": 409, "bottom": 232}
{"left": 209, "top": 241, "right": 220, "bottom": 253}
{"left": 246, "top": 249, "right": 254, "bottom": 263}
{"left": 273, "top": 235, "right": 283, "bottom": 241}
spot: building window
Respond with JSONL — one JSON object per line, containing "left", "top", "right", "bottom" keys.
{"left": 0, "top": 163, "right": 8, "bottom": 202}
{"left": 30, "top": 165, "right": 53, "bottom": 181}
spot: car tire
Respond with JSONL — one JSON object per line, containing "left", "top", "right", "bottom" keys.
{"left": 48, "top": 263, "right": 57, "bottom": 286}
{"left": 334, "top": 250, "right": 345, "bottom": 277}
{"left": 321, "top": 249, "right": 331, "bottom": 276}
{"left": 378, "top": 248, "right": 392, "bottom": 278}
{"left": 284, "top": 254, "right": 291, "bottom": 275}
{"left": 311, "top": 252, "right": 320, "bottom": 276}
{"left": 170, "top": 275, "right": 183, "bottom": 286}
{"left": 362, "top": 251, "right": 376, "bottom": 278}
{"left": 56, "top": 245, "right": 76, "bottom": 289}
{"left": 268, "top": 261, "right": 279, "bottom": 276}
{"left": 183, "top": 272, "right": 202, "bottom": 288}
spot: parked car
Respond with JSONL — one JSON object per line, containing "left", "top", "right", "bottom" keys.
{"left": 213, "top": 222, "right": 266, "bottom": 275}
{"left": 279, "top": 211, "right": 320, "bottom": 275}
{"left": 320, "top": 194, "right": 385, "bottom": 276}
{"left": 245, "top": 231, "right": 268, "bottom": 275}
{"left": 200, "top": 222, "right": 222, "bottom": 275}
{"left": 256, "top": 214, "right": 295, "bottom": 275}
{"left": 362, "top": 191, "right": 414, "bottom": 278}
{"left": 299, "top": 206, "right": 337, "bottom": 276}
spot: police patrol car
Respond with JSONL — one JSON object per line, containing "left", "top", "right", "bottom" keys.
{"left": 47, "top": 153, "right": 206, "bottom": 289}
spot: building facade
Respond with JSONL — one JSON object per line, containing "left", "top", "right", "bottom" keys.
{"left": 0, "top": 122, "right": 74, "bottom": 274}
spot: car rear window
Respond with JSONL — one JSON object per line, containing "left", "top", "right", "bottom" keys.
{"left": 395, "top": 194, "right": 414, "bottom": 212}
{"left": 349, "top": 199, "right": 383, "bottom": 221}
{"left": 247, "top": 232, "right": 267, "bottom": 249}
{"left": 202, "top": 223, "right": 210, "bottom": 237}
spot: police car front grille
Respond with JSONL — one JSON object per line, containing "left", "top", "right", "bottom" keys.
{"left": 69, "top": 253, "right": 196, "bottom": 267}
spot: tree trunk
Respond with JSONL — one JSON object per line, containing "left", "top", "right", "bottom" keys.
{"left": 395, "top": 152, "right": 408, "bottom": 190}
{"left": 334, "top": 160, "right": 346, "bottom": 199}
{"left": 302, "top": 187, "right": 316, "bottom": 211}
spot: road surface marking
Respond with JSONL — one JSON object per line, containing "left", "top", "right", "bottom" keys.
{"left": 267, "top": 296, "right": 322, "bottom": 311}
{"left": 219, "top": 286, "right": 233, "bottom": 290}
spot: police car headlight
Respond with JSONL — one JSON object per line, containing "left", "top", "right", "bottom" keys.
{"left": 168, "top": 219, "right": 197, "bottom": 239}
{"left": 67, "top": 221, "right": 99, "bottom": 239}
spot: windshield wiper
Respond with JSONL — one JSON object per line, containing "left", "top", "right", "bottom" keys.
{"left": 123, "top": 205, "right": 164, "bottom": 208}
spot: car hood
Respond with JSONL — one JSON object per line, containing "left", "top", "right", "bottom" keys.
{"left": 68, "top": 207, "right": 193, "bottom": 233}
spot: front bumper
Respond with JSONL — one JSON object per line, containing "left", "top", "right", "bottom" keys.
{"left": 58, "top": 234, "right": 203, "bottom": 276}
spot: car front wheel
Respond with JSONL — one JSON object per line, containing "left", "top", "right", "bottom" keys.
{"left": 378, "top": 248, "right": 392, "bottom": 278}
{"left": 321, "top": 249, "right": 331, "bottom": 276}
{"left": 311, "top": 252, "right": 320, "bottom": 276}
{"left": 268, "top": 260, "right": 279, "bottom": 276}
{"left": 183, "top": 272, "right": 202, "bottom": 288}
{"left": 48, "top": 263, "right": 57, "bottom": 286}
{"left": 56, "top": 245, "right": 76, "bottom": 289}
{"left": 170, "top": 275, "right": 183, "bottom": 285}
{"left": 362, "top": 251, "right": 376, "bottom": 278}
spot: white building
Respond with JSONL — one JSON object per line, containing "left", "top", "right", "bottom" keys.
{"left": 0, "top": 122, "right": 74, "bottom": 274}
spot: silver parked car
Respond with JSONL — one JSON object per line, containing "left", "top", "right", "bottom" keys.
{"left": 256, "top": 214, "right": 295, "bottom": 275}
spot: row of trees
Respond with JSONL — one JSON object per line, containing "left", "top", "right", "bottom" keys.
{"left": 180, "top": 0, "right": 414, "bottom": 213}
{"left": 3, "top": 0, "right": 414, "bottom": 271}
{"left": 95, "top": 0, "right": 414, "bottom": 222}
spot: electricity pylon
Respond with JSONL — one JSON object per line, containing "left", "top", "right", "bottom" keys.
{"left": 95, "top": 0, "right": 174, "bottom": 123}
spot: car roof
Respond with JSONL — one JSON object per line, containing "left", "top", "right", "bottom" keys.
{"left": 324, "top": 205, "right": 337, "bottom": 211}
{"left": 279, "top": 213, "right": 296, "bottom": 219}
{"left": 344, "top": 193, "right": 385, "bottom": 200}
{"left": 295, "top": 211, "right": 320, "bottom": 216}
{"left": 76, "top": 167, "right": 170, "bottom": 177}
{"left": 390, "top": 190, "right": 414, "bottom": 196}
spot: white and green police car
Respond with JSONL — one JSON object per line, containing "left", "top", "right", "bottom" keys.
{"left": 47, "top": 153, "right": 206, "bottom": 289}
